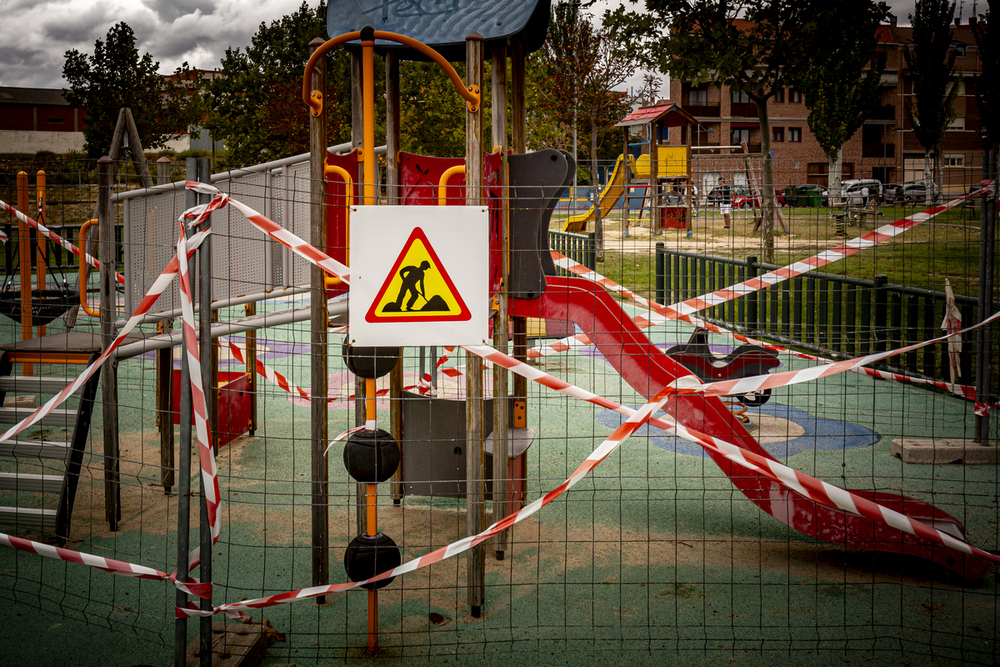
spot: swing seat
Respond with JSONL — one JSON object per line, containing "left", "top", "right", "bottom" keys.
{"left": 0, "top": 288, "right": 79, "bottom": 326}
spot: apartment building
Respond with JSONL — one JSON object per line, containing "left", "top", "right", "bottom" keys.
{"left": 665, "top": 16, "right": 986, "bottom": 192}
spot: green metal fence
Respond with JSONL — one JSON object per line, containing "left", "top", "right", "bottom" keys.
{"left": 548, "top": 230, "right": 595, "bottom": 273}
{"left": 655, "top": 244, "right": 999, "bottom": 394}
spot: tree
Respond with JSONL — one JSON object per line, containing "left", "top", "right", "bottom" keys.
{"left": 606, "top": 0, "right": 812, "bottom": 262}
{"left": 63, "top": 22, "right": 203, "bottom": 159}
{"left": 905, "top": 0, "right": 960, "bottom": 204}
{"left": 540, "top": 2, "right": 655, "bottom": 260}
{"left": 793, "top": 0, "right": 889, "bottom": 205}
{"left": 971, "top": 0, "right": 998, "bottom": 148}
{"left": 206, "top": 1, "right": 358, "bottom": 168}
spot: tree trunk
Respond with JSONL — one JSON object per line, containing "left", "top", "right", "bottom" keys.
{"left": 827, "top": 148, "right": 843, "bottom": 207}
{"left": 755, "top": 100, "right": 775, "bottom": 263}
{"left": 935, "top": 151, "right": 943, "bottom": 203}
{"left": 592, "top": 122, "right": 604, "bottom": 262}
{"left": 924, "top": 151, "right": 934, "bottom": 207}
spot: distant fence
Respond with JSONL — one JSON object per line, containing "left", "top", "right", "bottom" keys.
{"left": 1, "top": 221, "right": 124, "bottom": 277}
{"left": 548, "top": 230, "right": 595, "bottom": 273}
{"left": 655, "top": 245, "right": 999, "bottom": 393}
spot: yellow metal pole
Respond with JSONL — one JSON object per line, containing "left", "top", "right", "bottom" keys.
{"left": 16, "top": 172, "right": 32, "bottom": 375}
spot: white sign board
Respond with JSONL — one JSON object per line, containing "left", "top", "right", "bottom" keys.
{"left": 348, "top": 205, "right": 490, "bottom": 346}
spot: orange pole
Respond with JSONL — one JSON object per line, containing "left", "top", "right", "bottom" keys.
{"left": 16, "top": 172, "right": 32, "bottom": 375}
{"left": 35, "top": 171, "right": 46, "bottom": 337}
{"left": 78, "top": 221, "right": 100, "bottom": 318}
{"left": 364, "top": 374, "right": 378, "bottom": 652}
{"left": 362, "top": 39, "right": 376, "bottom": 206}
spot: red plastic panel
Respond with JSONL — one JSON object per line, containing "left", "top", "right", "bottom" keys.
{"left": 171, "top": 370, "right": 251, "bottom": 448}
{"left": 325, "top": 149, "right": 360, "bottom": 297}
{"left": 399, "top": 151, "right": 504, "bottom": 296}
{"left": 511, "top": 276, "right": 987, "bottom": 579}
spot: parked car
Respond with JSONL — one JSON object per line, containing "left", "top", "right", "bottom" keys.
{"left": 707, "top": 184, "right": 756, "bottom": 207}
{"left": 882, "top": 183, "right": 904, "bottom": 204}
{"left": 824, "top": 179, "right": 883, "bottom": 206}
{"left": 895, "top": 181, "right": 939, "bottom": 204}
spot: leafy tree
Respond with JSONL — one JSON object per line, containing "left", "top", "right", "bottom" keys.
{"left": 606, "top": 0, "right": 812, "bottom": 262}
{"left": 398, "top": 60, "right": 472, "bottom": 158}
{"left": 63, "top": 22, "right": 204, "bottom": 159}
{"left": 206, "top": 1, "right": 358, "bottom": 168}
{"left": 971, "top": 0, "right": 998, "bottom": 148}
{"left": 540, "top": 2, "right": 655, "bottom": 260}
{"left": 793, "top": 0, "right": 889, "bottom": 205}
{"left": 905, "top": 0, "right": 960, "bottom": 204}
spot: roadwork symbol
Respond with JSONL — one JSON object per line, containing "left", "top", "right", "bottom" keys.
{"left": 365, "top": 227, "right": 471, "bottom": 323}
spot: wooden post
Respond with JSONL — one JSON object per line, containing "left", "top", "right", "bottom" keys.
{"left": 511, "top": 37, "right": 526, "bottom": 155}
{"left": 308, "top": 37, "right": 330, "bottom": 604}
{"left": 97, "top": 156, "right": 120, "bottom": 529}
{"left": 465, "top": 31, "right": 485, "bottom": 617}
{"left": 16, "top": 172, "right": 32, "bottom": 375}
{"left": 385, "top": 50, "right": 405, "bottom": 504}
{"left": 490, "top": 41, "right": 511, "bottom": 560}
{"left": 622, "top": 130, "right": 630, "bottom": 238}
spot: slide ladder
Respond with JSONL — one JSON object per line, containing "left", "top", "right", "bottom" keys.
{"left": 0, "top": 351, "right": 102, "bottom": 545}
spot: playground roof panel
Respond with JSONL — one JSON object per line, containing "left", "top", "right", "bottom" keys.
{"left": 327, "top": 0, "right": 551, "bottom": 61}
{"left": 615, "top": 104, "right": 699, "bottom": 128}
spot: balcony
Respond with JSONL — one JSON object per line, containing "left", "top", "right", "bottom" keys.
{"left": 684, "top": 104, "right": 721, "bottom": 117}
{"left": 730, "top": 102, "right": 757, "bottom": 118}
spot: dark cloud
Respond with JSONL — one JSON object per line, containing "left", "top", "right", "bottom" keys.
{"left": 141, "top": 0, "right": 219, "bottom": 23}
{"left": 41, "top": 4, "right": 113, "bottom": 43}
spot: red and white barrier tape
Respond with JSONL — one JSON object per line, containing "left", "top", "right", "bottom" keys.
{"left": 537, "top": 182, "right": 993, "bottom": 359}
{"left": 176, "top": 221, "right": 221, "bottom": 554}
{"left": 1, "top": 199, "right": 126, "bottom": 286}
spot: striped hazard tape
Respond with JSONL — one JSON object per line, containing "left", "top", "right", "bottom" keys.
{"left": 551, "top": 251, "right": 989, "bottom": 408}
{"left": 4, "top": 183, "right": 996, "bottom": 622}
{"left": 1, "top": 199, "right": 126, "bottom": 286}
{"left": 537, "top": 180, "right": 994, "bottom": 360}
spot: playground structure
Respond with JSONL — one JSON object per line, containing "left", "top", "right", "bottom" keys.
{"left": 0, "top": 1, "right": 998, "bottom": 664}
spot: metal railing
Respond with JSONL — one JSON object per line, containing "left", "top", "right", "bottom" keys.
{"left": 548, "top": 230, "right": 595, "bottom": 273}
{"left": 655, "top": 245, "right": 999, "bottom": 392}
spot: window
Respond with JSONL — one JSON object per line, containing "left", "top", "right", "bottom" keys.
{"left": 731, "top": 89, "right": 750, "bottom": 103}
{"left": 944, "top": 153, "right": 965, "bottom": 167}
{"left": 46, "top": 118, "right": 64, "bottom": 124}
{"left": 788, "top": 127, "right": 802, "bottom": 142}
{"left": 687, "top": 87, "right": 708, "bottom": 105}
{"left": 948, "top": 116, "right": 966, "bottom": 130}
{"left": 772, "top": 127, "right": 784, "bottom": 142}
{"left": 774, "top": 88, "right": 785, "bottom": 103}
{"left": 789, "top": 89, "right": 802, "bottom": 104}
{"left": 731, "top": 127, "right": 751, "bottom": 145}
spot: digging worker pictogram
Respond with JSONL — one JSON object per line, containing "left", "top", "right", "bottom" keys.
{"left": 394, "top": 260, "right": 432, "bottom": 311}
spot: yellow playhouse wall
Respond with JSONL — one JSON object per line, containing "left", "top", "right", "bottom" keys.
{"left": 634, "top": 146, "right": 688, "bottom": 178}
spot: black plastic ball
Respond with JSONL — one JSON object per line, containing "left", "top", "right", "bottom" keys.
{"left": 344, "top": 533, "right": 401, "bottom": 589}
{"left": 343, "top": 428, "right": 400, "bottom": 483}
{"left": 341, "top": 341, "right": 400, "bottom": 379}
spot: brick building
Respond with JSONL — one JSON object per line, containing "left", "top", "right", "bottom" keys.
{"left": 664, "top": 16, "right": 986, "bottom": 194}
{"left": 0, "top": 87, "right": 86, "bottom": 154}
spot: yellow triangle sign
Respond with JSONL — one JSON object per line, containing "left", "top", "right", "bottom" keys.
{"left": 365, "top": 227, "right": 472, "bottom": 323}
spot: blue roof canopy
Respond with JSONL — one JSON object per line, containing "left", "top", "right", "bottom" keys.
{"left": 327, "top": 0, "right": 550, "bottom": 61}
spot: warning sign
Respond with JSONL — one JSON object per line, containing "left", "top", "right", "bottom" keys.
{"left": 365, "top": 227, "right": 470, "bottom": 322}
{"left": 349, "top": 205, "right": 489, "bottom": 346}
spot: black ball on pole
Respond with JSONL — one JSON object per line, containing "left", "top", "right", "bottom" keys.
{"left": 344, "top": 533, "right": 401, "bottom": 590}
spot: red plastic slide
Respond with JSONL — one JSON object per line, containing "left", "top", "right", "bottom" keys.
{"left": 511, "top": 276, "right": 988, "bottom": 579}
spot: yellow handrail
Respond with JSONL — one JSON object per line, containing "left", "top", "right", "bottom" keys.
{"left": 438, "top": 165, "right": 466, "bottom": 206}
{"left": 78, "top": 220, "right": 99, "bottom": 318}
{"left": 324, "top": 162, "right": 353, "bottom": 286}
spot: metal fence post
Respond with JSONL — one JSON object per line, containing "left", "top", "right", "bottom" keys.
{"left": 975, "top": 150, "right": 996, "bottom": 444}
{"left": 655, "top": 242, "right": 665, "bottom": 306}
{"left": 873, "top": 274, "right": 889, "bottom": 357}
{"left": 746, "top": 255, "right": 758, "bottom": 332}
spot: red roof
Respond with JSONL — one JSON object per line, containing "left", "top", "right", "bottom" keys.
{"left": 615, "top": 103, "right": 699, "bottom": 128}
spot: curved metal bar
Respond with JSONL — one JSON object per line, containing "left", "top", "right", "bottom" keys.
{"left": 438, "top": 165, "right": 466, "bottom": 206}
{"left": 303, "top": 29, "right": 480, "bottom": 116}
{"left": 78, "top": 220, "right": 99, "bottom": 318}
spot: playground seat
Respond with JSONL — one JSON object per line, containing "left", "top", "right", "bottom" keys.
{"left": 0, "top": 351, "right": 102, "bottom": 545}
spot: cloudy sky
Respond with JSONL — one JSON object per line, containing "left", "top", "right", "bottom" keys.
{"left": 1, "top": 0, "right": 934, "bottom": 91}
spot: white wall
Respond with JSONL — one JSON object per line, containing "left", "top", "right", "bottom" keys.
{"left": 0, "top": 130, "right": 84, "bottom": 154}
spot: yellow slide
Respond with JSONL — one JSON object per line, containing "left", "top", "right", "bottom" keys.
{"left": 562, "top": 154, "right": 634, "bottom": 233}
